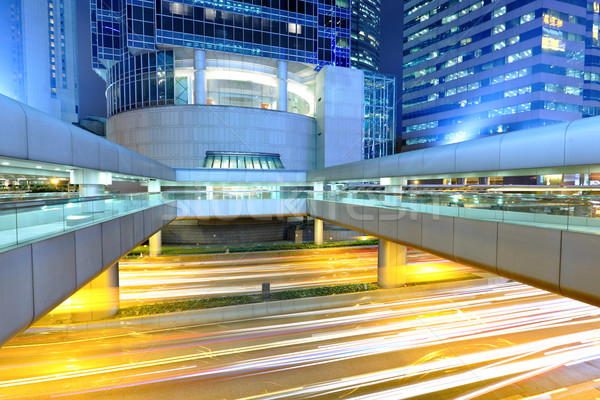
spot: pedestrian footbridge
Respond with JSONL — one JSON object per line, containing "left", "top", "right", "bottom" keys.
{"left": 4, "top": 92, "right": 600, "bottom": 346}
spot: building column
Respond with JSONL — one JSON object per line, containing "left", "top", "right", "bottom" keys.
{"left": 149, "top": 231, "right": 162, "bottom": 257}
{"left": 147, "top": 179, "right": 161, "bottom": 193}
{"left": 70, "top": 170, "right": 112, "bottom": 196}
{"left": 314, "top": 218, "right": 323, "bottom": 245}
{"left": 314, "top": 182, "right": 324, "bottom": 200}
{"left": 70, "top": 263, "right": 120, "bottom": 322}
{"left": 194, "top": 49, "right": 206, "bottom": 105}
{"left": 277, "top": 60, "right": 288, "bottom": 111}
{"left": 381, "top": 177, "right": 405, "bottom": 207}
{"left": 378, "top": 239, "right": 407, "bottom": 288}
{"left": 147, "top": 179, "right": 162, "bottom": 256}
{"left": 381, "top": 177, "right": 406, "bottom": 193}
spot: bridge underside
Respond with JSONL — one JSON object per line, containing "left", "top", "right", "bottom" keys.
{"left": 308, "top": 199, "right": 600, "bottom": 308}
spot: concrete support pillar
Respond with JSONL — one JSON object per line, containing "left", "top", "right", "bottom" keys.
{"left": 149, "top": 231, "right": 162, "bottom": 257}
{"left": 378, "top": 240, "right": 407, "bottom": 288}
{"left": 381, "top": 177, "right": 406, "bottom": 193}
{"left": 147, "top": 179, "right": 162, "bottom": 256}
{"left": 381, "top": 177, "right": 405, "bottom": 207}
{"left": 71, "top": 263, "right": 119, "bottom": 322}
{"left": 78, "top": 184, "right": 104, "bottom": 197}
{"left": 194, "top": 49, "right": 206, "bottom": 105}
{"left": 314, "top": 218, "right": 323, "bottom": 245}
{"left": 277, "top": 60, "right": 288, "bottom": 111}
{"left": 147, "top": 179, "right": 161, "bottom": 193}
{"left": 313, "top": 182, "right": 324, "bottom": 200}
{"left": 70, "top": 170, "right": 112, "bottom": 197}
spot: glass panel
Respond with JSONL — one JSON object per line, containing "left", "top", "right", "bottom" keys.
{"left": 16, "top": 204, "right": 64, "bottom": 243}
{"left": 260, "top": 157, "right": 269, "bottom": 169}
{"left": 63, "top": 201, "right": 90, "bottom": 230}
{"left": 0, "top": 209, "right": 17, "bottom": 247}
{"left": 221, "top": 156, "right": 230, "bottom": 169}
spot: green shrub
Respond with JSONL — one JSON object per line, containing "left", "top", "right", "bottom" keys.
{"left": 125, "top": 239, "right": 378, "bottom": 258}
{"left": 117, "top": 282, "right": 379, "bottom": 317}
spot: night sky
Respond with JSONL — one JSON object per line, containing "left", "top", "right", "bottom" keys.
{"left": 76, "top": 1, "right": 403, "bottom": 119}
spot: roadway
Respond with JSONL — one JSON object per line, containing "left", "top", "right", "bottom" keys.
{"left": 3, "top": 279, "right": 600, "bottom": 399}
{"left": 84, "top": 247, "right": 480, "bottom": 306}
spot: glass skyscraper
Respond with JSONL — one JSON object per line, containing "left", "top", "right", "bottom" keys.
{"left": 349, "top": 0, "right": 397, "bottom": 159}
{"left": 351, "top": 0, "right": 381, "bottom": 72}
{"left": 402, "top": 0, "right": 600, "bottom": 151}
{"left": 0, "top": 0, "right": 79, "bottom": 123}
{"left": 91, "top": 0, "right": 352, "bottom": 117}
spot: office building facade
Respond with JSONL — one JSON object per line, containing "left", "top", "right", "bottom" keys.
{"left": 350, "top": 0, "right": 397, "bottom": 158}
{"left": 402, "top": 0, "right": 600, "bottom": 151}
{"left": 92, "top": 0, "right": 368, "bottom": 170}
{"left": 0, "top": 0, "right": 79, "bottom": 123}
{"left": 351, "top": 0, "right": 381, "bottom": 72}
{"left": 91, "top": 0, "right": 352, "bottom": 115}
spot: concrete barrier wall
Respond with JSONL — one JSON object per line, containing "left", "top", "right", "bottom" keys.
{"left": 307, "top": 199, "right": 600, "bottom": 307}
{"left": 0, "top": 202, "right": 177, "bottom": 346}
{"left": 176, "top": 198, "right": 307, "bottom": 219}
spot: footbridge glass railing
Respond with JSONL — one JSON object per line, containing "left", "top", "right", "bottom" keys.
{"left": 318, "top": 191, "right": 600, "bottom": 234}
{"left": 0, "top": 193, "right": 168, "bottom": 252}
{"left": 4, "top": 189, "right": 600, "bottom": 254}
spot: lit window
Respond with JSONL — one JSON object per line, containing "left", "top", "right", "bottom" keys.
{"left": 205, "top": 9, "right": 216, "bottom": 21}
{"left": 288, "top": 23, "right": 302, "bottom": 34}
{"left": 492, "top": 6, "right": 506, "bottom": 18}
{"left": 492, "top": 24, "right": 505, "bottom": 35}
{"left": 442, "top": 14, "right": 458, "bottom": 24}
{"left": 521, "top": 12, "right": 535, "bottom": 24}
{"left": 518, "top": 103, "right": 531, "bottom": 112}
{"left": 491, "top": 75, "right": 504, "bottom": 84}
{"left": 493, "top": 41, "right": 506, "bottom": 51}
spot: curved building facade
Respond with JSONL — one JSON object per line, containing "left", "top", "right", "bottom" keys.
{"left": 107, "top": 104, "right": 317, "bottom": 170}
{"left": 104, "top": 50, "right": 317, "bottom": 118}
{"left": 92, "top": 0, "right": 368, "bottom": 170}
{"left": 350, "top": 0, "right": 381, "bottom": 72}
